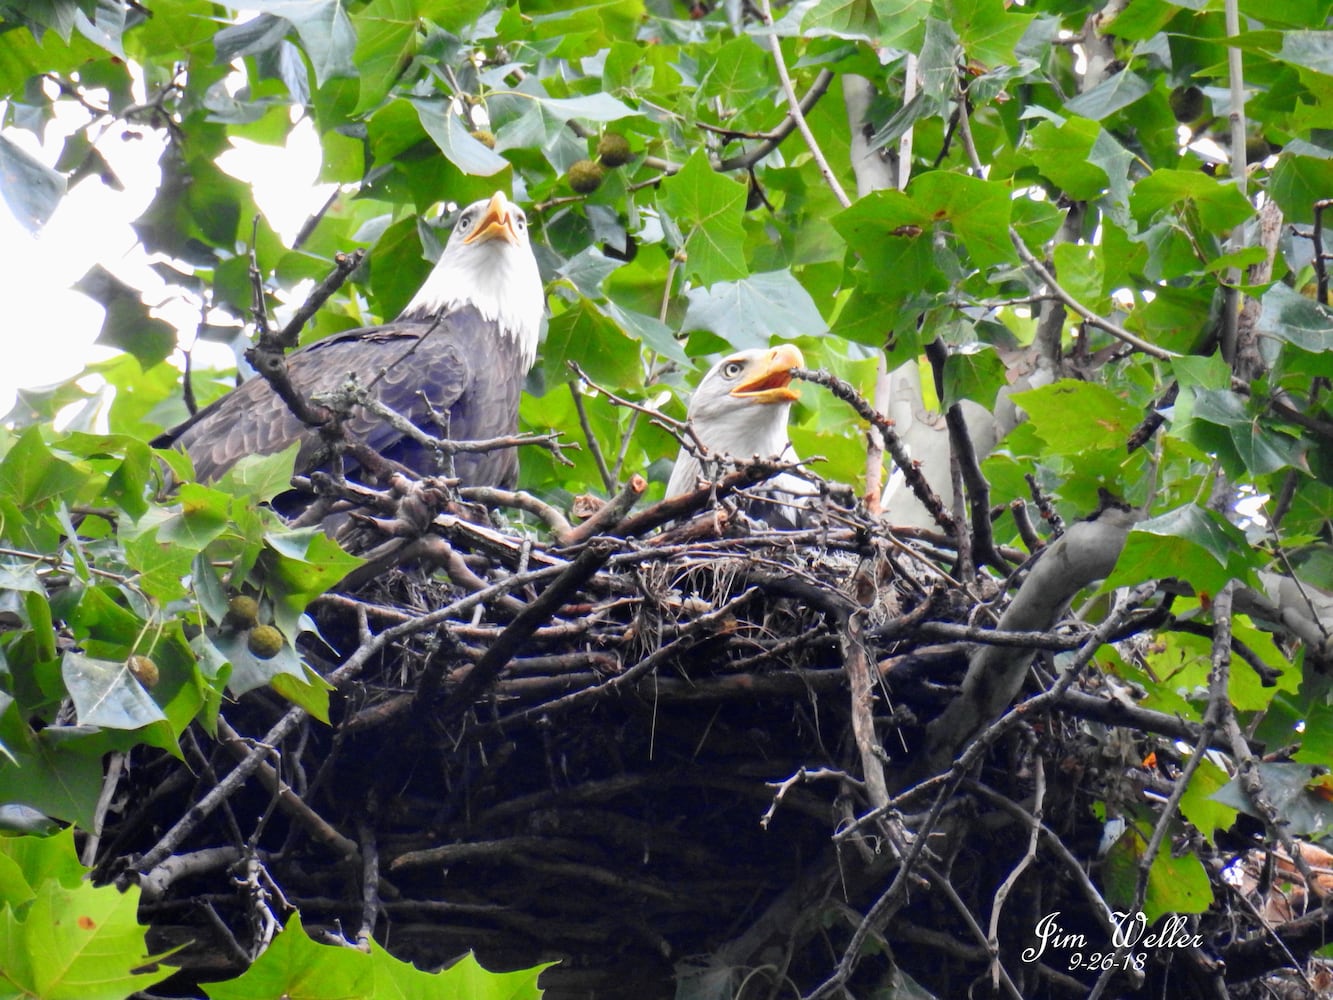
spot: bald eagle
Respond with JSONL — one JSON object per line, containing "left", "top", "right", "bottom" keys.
{"left": 156, "top": 192, "right": 544, "bottom": 490}
{"left": 665, "top": 344, "right": 815, "bottom": 519}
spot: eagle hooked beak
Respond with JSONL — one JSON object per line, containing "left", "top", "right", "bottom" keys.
{"left": 729, "top": 344, "right": 804, "bottom": 404}
{"left": 463, "top": 191, "right": 522, "bottom": 247}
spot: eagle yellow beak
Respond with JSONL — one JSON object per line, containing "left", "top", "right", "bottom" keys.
{"left": 463, "top": 191, "right": 522, "bottom": 247}
{"left": 730, "top": 344, "right": 804, "bottom": 404}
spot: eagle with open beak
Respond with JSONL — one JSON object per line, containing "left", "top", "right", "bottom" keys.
{"left": 665, "top": 344, "right": 815, "bottom": 521}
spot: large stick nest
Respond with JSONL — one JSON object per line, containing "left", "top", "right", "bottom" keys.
{"left": 101, "top": 468, "right": 1333, "bottom": 1000}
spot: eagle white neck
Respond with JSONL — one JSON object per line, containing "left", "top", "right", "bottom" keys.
{"left": 400, "top": 229, "right": 544, "bottom": 371}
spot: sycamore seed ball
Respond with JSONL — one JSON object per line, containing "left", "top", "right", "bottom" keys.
{"left": 247, "top": 625, "right": 285, "bottom": 660}
{"left": 597, "top": 133, "right": 632, "bottom": 168}
{"left": 567, "top": 159, "right": 605, "bottom": 194}
{"left": 127, "top": 654, "right": 159, "bottom": 688}
{"left": 226, "top": 594, "right": 260, "bottom": 629}
{"left": 1169, "top": 86, "right": 1205, "bottom": 124}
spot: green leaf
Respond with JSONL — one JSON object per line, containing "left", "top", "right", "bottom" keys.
{"left": 1179, "top": 756, "right": 1238, "bottom": 845}
{"left": 909, "top": 171, "right": 1015, "bottom": 269}
{"left": 1269, "top": 155, "right": 1333, "bottom": 225}
{"left": 541, "top": 295, "right": 641, "bottom": 387}
{"left": 60, "top": 651, "right": 168, "bottom": 731}
{"left": 1277, "top": 29, "right": 1333, "bottom": 75}
{"left": 1129, "top": 170, "right": 1255, "bottom": 234}
{"left": 0, "top": 878, "right": 173, "bottom": 1000}
{"left": 680, "top": 271, "right": 828, "bottom": 351}
{"left": 0, "top": 827, "right": 85, "bottom": 897}
{"left": 1008, "top": 380, "right": 1141, "bottom": 454}
{"left": 410, "top": 97, "right": 511, "bottom": 177}
{"left": 72, "top": 265, "right": 177, "bottom": 368}
{"left": 941, "top": 0, "right": 1031, "bottom": 68}
{"left": 0, "top": 732, "right": 103, "bottom": 829}
{"left": 832, "top": 192, "right": 944, "bottom": 300}
{"left": 1212, "top": 761, "right": 1333, "bottom": 837}
{"left": 942, "top": 344, "right": 1006, "bottom": 407}
{"left": 351, "top": 0, "right": 418, "bottom": 113}
{"left": 658, "top": 149, "right": 748, "bottom": 285}
{"left": 1107, "top": 504, "right": 1259, "bottom": 595}
{"left": 1027, "top": 118, "right": 1109, "bottom": 200}
{"left": 241, "top": 0, "right": 358, "bottom": 86}
{"left": 1257, "top": 282, "right": 1333, "bottom": 352}
{"left": 1064, "top": 69, "right": 1152, "bottom": 120}
{"left": 1101, "top": 818, "right": 1213, "bottom": 924}
{"left": 0, "top": 133, "right": 66, "bottom": 232}
{"left": 1190, "top": 388, "right": 1304, "bottom": 476}
{"left": 203, "top": 912, "right": 371, "bottom": 1000}
{"left": 0, "top": 428, "right": 90, "bottom": 515}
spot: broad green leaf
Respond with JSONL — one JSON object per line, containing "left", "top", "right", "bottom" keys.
{"left": 351, "top": 0, "right": 419, "bottom": 113}
{"left": 0, "top": 734, "right": 103, "bottom": 829}
{"left": 1190, "top": 388, "right": 1304, "bottom": 476}
{"left": 658, "top": 149, "right": 748, "bottom": 285}
{"left": 541, "top": 296, "right": 642, "bottom": 387}
{"left": 60, "top": 651, "right": 168, "bottom": 731}
{"left": 1277, "top": 29, "right": 1333, "bottom": 76}
{"left": 0, "top": 877, "right": 173, "bottom": 1000}
{"left": 410, "top": 97, "right": 511, "bottom": 177}
{"left": 832, "top": 192, "right": 945, "bottom": 300}
{"left": 1257, "top": 282, "right": 1333, "bottom": 353}
{"left": 72, "top": 265, "right": 177, "bottom": 368}
{"left": 941, "top": 0, "right": 1031, "bottom": 68}
{"left": 1129, "top": 170, "right": 1255, "bottom": 234}
{"left": 1269, "top": 155, "right": 1333, "bottom": 225}
{"left": 1051, "top": 242, "right": 1106, "bottom": 312}
{"left": 1212, "top": 762, "right": 1333, "bottom": 837}
{"left": 680, "top": 272, "right": 828, "bottom": 351}
{"left": 942, "top": 344, "right": 1006, "bottom": 408}
{"left": 0, "top": 428, "right": 90, "bottom": 513}
{"left": 0, "top": 133, "right": 66, "bottom": 232}
{"left": 1101, "top": 818, "right": 1213, "bottom": 924}
{"left": 802, "top": 0, "right": 879, "bottom": 41}
{"left": 1107, "top": 504, "right": 1259, "bottom": 595}
{"left": 1179, "top": 756, "right": 1238, "bottom": 845}
{"left": 237, "top": 0, "right": 357, "bottom": 86}
{"left": 1008, "top": 380, "right": 1141, "bottom": 454}
{"left": 1027, "top": 118, "right": 1109, "bottom": 200}
{"left": 0, "top": 827, "right": 84, "bottom": 898}
{"left": 1064, "top": 69, "right": 1151, "bottom": 120}
{"left": 909, "top": 171, "right": 1015, "bottom": 269}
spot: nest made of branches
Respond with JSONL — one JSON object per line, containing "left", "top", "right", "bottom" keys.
{"left": 95, "top": 470, "right": 1333, "bottom": 1000}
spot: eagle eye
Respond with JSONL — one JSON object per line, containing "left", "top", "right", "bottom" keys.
{"left": 722, "top": 360, "right": 745, "bottom": 379}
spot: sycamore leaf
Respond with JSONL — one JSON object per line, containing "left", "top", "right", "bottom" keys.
{"left": 0, "top": 878, "right": 174, "bottom": 1000}
{"left": 236, "top": 0, "right": 357, "bottom": 85}
{"left": 1064, "top": 68, "right": 1152, "bottom": 120}
{"left": 658, "top": 149, "right": 748, "bottom": 285}
{"left": 0, "top": 133, "right": 66, "bottom": 231}
{"left": 1213, "top": 762, "right": 1333, "bottom": 837}
{"left": 1100, "top": 819, "right": 1212, "bottom": 924}
{"left": 1106, "top": 503, "right": 1260, "bottom": 595}
{"left": 680, "top": 271, "right": 827, "bottom": 351}
{"left": 60, "top": 651, "right": 168, "bottom": 731}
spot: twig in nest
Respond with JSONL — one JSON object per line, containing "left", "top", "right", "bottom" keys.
{"left": 459, "top": 485, "right": 575, "bottom": 538}
{"left": 793, "top": 366, "right": 957, "bottom": 535}
{"left": 442, "top": 537, "right": 622, "bottom": 719}
{"left": 559, "top": 475, "right": 647, "bottom": 546}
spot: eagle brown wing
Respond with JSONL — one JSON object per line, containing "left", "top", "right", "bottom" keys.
{"left": 157, "top": 304, "right": 525, "bottom": 487}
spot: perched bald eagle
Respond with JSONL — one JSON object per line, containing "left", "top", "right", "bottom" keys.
{"left": 156, "top": 192, "right": 544, "bottom": 489}
{"left": 665, "top": 344, "right": 815, "bottom": 519}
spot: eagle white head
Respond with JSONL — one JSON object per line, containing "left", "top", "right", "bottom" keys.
{"left": 401, "top": 191, "right": 545, "bottom": 370}
{"left": 665, "top": 344, "right": 811, "bottom": 501}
